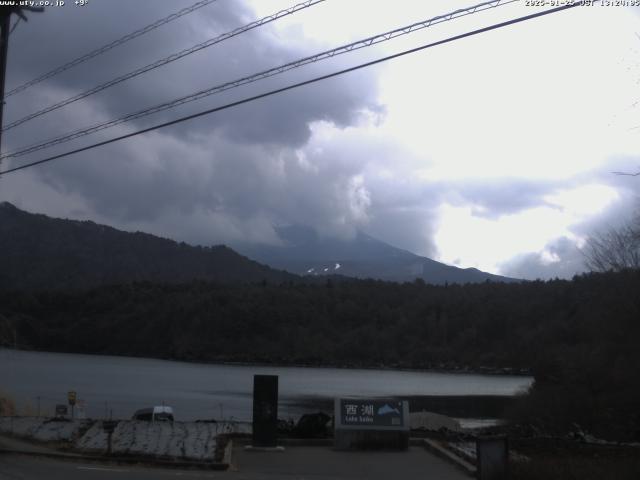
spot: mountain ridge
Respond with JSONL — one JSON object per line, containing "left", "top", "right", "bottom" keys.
{"left": 0, "top": 202, "right": 296, "bottom": 290}
{"left": 1, "top": 202, "right": 518, "bottom": 289}
{"left": 233, "top": 224, "right": 520, "bottom": 284}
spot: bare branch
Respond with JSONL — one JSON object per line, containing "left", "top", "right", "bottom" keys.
{"left": 582, "top": 212, "right": 640, "bottom": 272}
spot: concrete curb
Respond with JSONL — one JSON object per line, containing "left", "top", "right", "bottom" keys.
{"left": 421, "top": 439, "right": 477, "bottom": 477}
{"left": 233, "top": 437, "right": 334, "bottom": 447}
{"left": 0, "top": 448, "right": 83, "bottom": 460}
{"left": 275, "top": 438, "right": 334, "bottom": 447}
{"left": 222, "top": 439, "right": 234, "bottom": 465}
{"left": 0, "top": 447, "right": 230, "bottom": 470}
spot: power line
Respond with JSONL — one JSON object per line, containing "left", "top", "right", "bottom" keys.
{"left": 0, "top": 0, "right": 518, "bottom": 160}
{"left": 1, "top": 0, "right": 326, "bottom": 132}
{"left": 0, "top": 6, "right": 43, "bottom": 166}
{"left": 4, "top": 0, "right": 219, "bottom": 98}
{"left": 0, "top": 2, "right": 582, "bottom": 177}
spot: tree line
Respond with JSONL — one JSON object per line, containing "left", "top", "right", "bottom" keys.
{"left": 1, "top": 270, "right": 639, "bottom": 441}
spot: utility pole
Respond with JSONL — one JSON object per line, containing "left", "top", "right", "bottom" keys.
{"left": 0, "top": 6, "right": 43, "bottom": 164}
{"left": 0, "top": 9, "right": 11, "bottom": 161}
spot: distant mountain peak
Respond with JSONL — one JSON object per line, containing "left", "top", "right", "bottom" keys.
{"left": 234, "top": 223, "right": 521, "bottom": 285}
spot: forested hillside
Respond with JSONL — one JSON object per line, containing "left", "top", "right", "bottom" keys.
{"left": 2, "top": 270, "right": 639, "bottom": 440}
{"left": 0, "top": 202, "right": 295, "bottom": 289}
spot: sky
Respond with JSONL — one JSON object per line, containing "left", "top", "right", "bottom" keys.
{"left": 0, "top": 0, "right": 639, "bottom": 279}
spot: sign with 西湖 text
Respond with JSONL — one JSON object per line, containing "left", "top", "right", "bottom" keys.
{"left": 340, "top": 399, "right": 405, "bottom": 427}
{"left": 334, "top": 397, "right": 409, "bottom": 450}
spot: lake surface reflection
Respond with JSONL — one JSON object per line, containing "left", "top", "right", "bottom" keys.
{"left": 1, "top": 349, "right": 532, "bottom": 421}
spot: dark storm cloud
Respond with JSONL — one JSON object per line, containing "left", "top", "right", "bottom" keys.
{"left": 0, "top": 0, "right": 385, "bottom": 245}
{"left": 5, "top": 1, "right": 246, "bottom": 94}
{"left": 3, "top": 0, "right": 637, "bottom": 280}
{"left": 442, "top": 177, "right": 563, "bottom": 219}
{"left": 499, "top": 236, "right": 587, "bottom": 280}
{"left": 22, "top": 127, "right": 382, "bottom": 246}
{"left": 4, "top": 0, "right": 380, "bottom": 150}
{"left": 365, "top": 206, "right": 439, "bottom": 259}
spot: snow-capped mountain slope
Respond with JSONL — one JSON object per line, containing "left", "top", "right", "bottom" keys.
{"left": 233, "top": 225, "right": 520, "bottom": 285}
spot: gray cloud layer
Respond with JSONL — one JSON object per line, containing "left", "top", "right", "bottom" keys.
{"left": 1, "top": 1, "right": 639, "bottom": 280}
{"left": 2, "top": 0, "right": 383, "bottom": 241}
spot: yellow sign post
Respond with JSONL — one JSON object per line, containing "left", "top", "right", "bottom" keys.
{"left": 68, "top": 391, "right": 77, "bottom": 419}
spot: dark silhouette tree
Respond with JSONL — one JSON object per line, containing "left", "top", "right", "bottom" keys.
{"left": 583, "top": 210, "right": 640, "bottom": 272}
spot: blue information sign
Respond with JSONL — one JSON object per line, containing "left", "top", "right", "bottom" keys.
{"left": 339, "top": 399, "right": 404, "bottom": 427}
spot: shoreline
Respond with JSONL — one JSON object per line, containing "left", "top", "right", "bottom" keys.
{"left": 0, "top": 347, "right": 533, "bottom": 378}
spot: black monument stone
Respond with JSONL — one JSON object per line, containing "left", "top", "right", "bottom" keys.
{"left": 252, "top": 374, "right": 279, "bottom": 447}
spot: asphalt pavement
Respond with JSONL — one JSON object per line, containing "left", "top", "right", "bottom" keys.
{"left": 0, "top": 454, "right": 220, "bottom": 480}
{"left": 1, "top": 447, "right": 470, "bottom": 480}
{"left": 0, "top": 433, "right": 470, "bottom": 480}
{"left": 229, "top": 444, "right": 470, "bottom": 480}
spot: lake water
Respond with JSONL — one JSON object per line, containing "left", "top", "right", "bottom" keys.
{"left": 1, "top": 349, "right": 532, "bottom": 422}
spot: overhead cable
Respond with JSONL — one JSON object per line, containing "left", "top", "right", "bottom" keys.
{"left": 0, "top": 2, "right": 583, "bottom": 177}
{"left": 4, "top": 0, "right": 219, "bottom": 98}
{"left": 1, "top": 0, "right": 518, "bottom": 159}
{"left": 2, "top": 0, "right": 326, "bottom": 132}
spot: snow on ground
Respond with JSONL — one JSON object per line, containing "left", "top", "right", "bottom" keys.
{"left": 409, "top": 411, "right": 464, "bottom": 433}
{"left": 78, "top": 420, "right": 220, "bottom": 460}
{"left": 457, "top": 418, "right": 503, "bottom": 429}
{"left": 448, "top": 441, "right": 477, "bottom": 462}
{"left": 1, "top": 416, "right": 246, "bottom": 461}
{"left": 0, "top": 416, "right": 91, "bottom": 443}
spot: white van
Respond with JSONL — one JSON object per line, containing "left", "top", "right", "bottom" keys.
{"left": 132, "top": 406, "right": 174, "bottom": 422}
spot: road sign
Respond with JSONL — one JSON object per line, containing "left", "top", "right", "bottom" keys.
{"left": 102, "top": 420, "right": 118, "bottom": 434}
{"left": 339, "top": 399, "right": 405, "bottom": 427}
{"left": 334, "top": 398, "right": 410, "bottom": 450}
{"left": 103, "top": 420, "right": 118, "bottom": 455}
